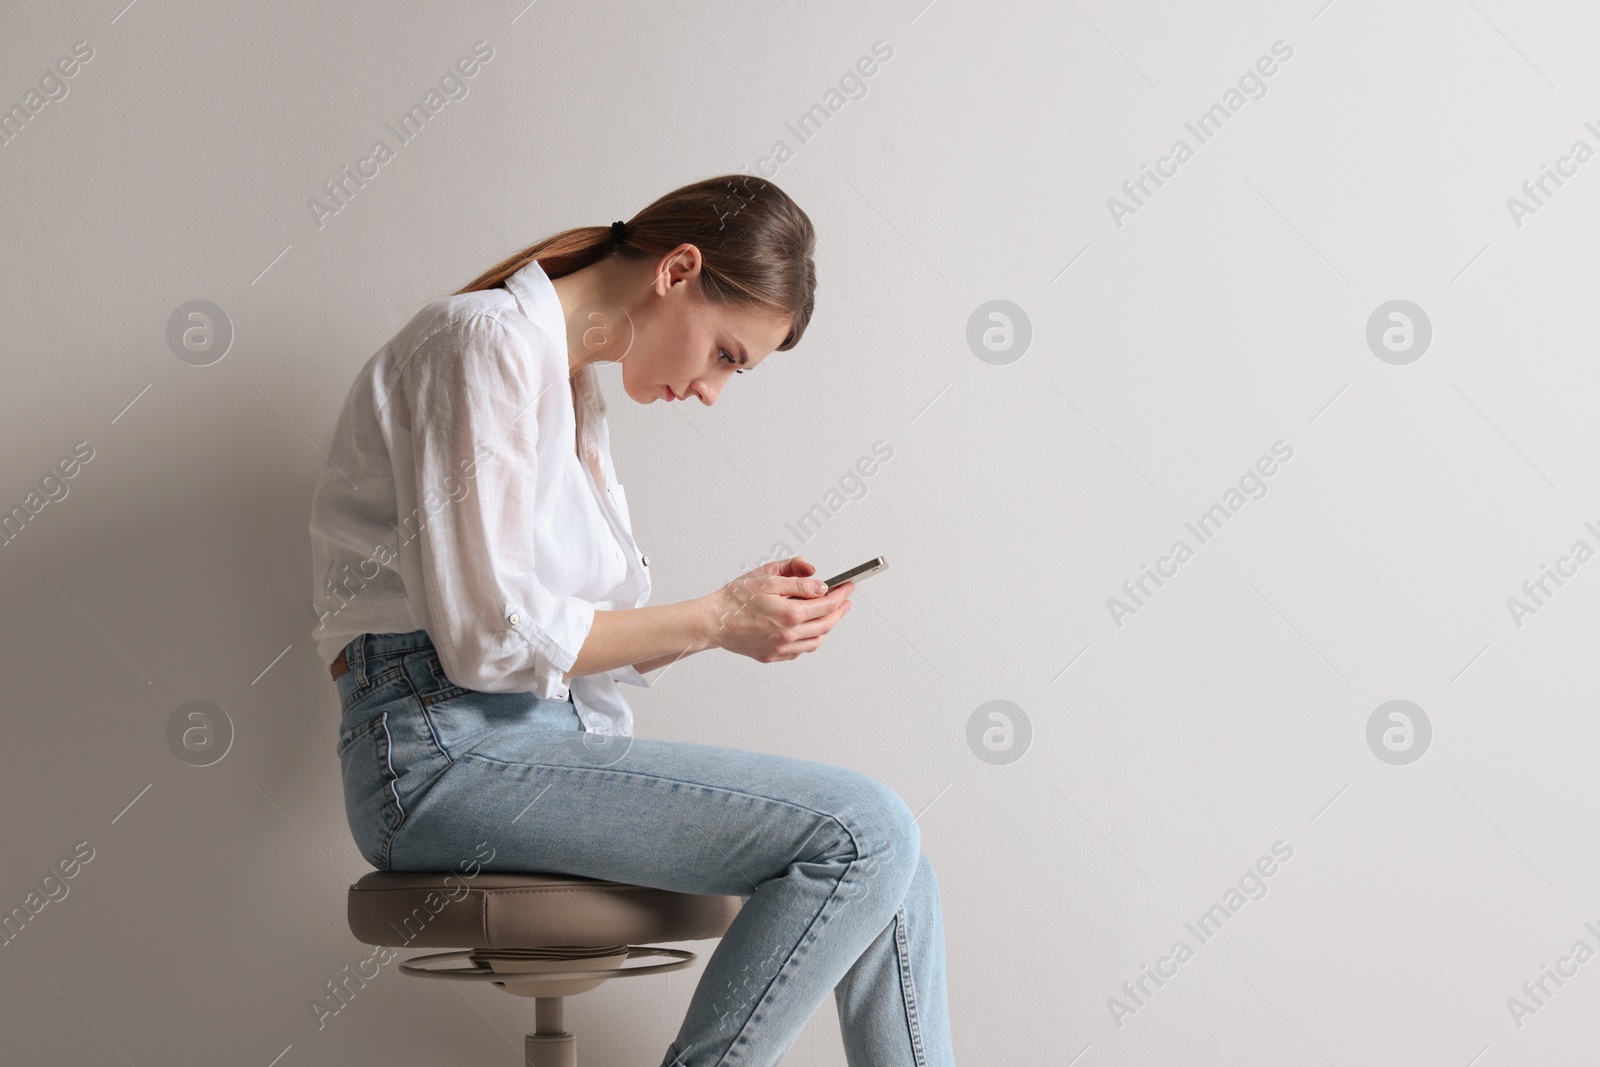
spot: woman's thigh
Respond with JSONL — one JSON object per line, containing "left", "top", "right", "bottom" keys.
{"left": 387, "top": 693, "right": 921, "bottom": 900}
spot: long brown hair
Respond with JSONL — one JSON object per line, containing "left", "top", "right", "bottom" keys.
{"left": 453, "top": 174, "right": 817, "bottom": 351}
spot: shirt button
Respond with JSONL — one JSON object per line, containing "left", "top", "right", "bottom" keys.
{"left": 507, "top": 612, "right": 521, "bottom": 625}
{"left": 641, "top": 555, "right": 649, "bottom": 567}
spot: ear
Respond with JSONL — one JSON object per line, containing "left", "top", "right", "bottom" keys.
{"left": 654, "top": 244, "right": 703, "bottom": 295}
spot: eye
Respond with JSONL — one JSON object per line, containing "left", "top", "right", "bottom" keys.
{"left": 720, "top": 348, "right": 744, "bottom": 374}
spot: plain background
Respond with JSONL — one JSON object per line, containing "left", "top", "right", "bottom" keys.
{"left": 3, "top": 0, "right": 1599, "bottom": 1064}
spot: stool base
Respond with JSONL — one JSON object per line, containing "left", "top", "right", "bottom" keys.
{"left": 397, "top": 945, "right": 701, "bottom": 1065}
{"left": 525, "top": 1027, "right": 577, "bottom": 1067}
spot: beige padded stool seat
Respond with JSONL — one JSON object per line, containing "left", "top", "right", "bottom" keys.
{"left": 348, "top": 870, "right": 743, "bottom": 1067}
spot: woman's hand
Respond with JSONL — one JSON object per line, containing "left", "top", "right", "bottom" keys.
{"left": 700, "top": 555, "right": 855, "bottom": 663}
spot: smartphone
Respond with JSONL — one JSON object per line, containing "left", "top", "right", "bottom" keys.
{"left": 821, "top": 556, "right": 887, "bottom": 591}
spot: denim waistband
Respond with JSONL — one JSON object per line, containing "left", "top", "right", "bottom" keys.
{"left": 338, "top": 628, "right": 573, "bottom": 702}
{"left": 339, "top": 629, "right": 436, "bottom": 687}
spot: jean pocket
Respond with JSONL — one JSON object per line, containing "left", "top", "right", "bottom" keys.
{"left": 337, "top": 709, "right": 407, "bottom": 869}
{"left": 335, "top": 716, "right": 375, "bottom": 759}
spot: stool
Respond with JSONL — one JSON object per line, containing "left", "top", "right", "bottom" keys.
{"left": 348, "top": 870, "right": 743, "bottom": 1066}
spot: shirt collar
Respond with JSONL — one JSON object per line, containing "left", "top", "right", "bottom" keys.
{"left": 504, "top": 256, "right": 564, "bottom": 351}
{"left": 503, "top": 256, "right": 606, "bottom": 422}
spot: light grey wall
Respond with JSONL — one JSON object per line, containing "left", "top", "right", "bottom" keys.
{"left": 2, "top": 0, "right": 1596, "bottom": 1063}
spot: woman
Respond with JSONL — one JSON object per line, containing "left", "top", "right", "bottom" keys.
{"left": 307, "top": 174, "right": 954, "bottom": 1067}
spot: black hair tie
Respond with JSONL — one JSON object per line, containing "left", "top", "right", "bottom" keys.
{"left": 611, "top": 219, "right": 627, "bottom": 243}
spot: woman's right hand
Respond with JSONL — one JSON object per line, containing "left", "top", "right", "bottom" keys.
{"left": 700, "top": 556, "right": 855, "bottom": 663}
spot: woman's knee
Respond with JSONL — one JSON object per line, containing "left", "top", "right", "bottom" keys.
{"left": 832, "top": 772, "right": 921, "bottom": 899}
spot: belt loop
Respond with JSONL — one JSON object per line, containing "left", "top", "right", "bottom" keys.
{"left": 352, "top": 635, "right": 369, "bottom": 686}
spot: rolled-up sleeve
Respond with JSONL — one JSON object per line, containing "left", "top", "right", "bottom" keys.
{"left": 401, "top": 313, "right": 594, "bottom": 695}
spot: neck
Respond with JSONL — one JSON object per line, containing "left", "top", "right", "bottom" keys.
{"left": 549, "top": 255, "right": 635, "bottom": 379}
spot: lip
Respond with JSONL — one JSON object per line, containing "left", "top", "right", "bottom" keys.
{"left": 660, "top": 385, "right": 678, "bottom": 402}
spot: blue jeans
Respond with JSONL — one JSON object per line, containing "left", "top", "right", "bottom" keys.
{"left": 334, "top": 629, "right": 955, "bottom": 1067}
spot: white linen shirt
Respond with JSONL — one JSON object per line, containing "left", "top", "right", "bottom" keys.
{"left": 307, "top": 257, "right": 654, "bottom": 736}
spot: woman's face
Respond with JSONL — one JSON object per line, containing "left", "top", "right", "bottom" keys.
{"left": 617, "top": 246, "right": 794, "bottom": 407}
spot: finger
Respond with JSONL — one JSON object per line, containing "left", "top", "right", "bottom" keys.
{"left": 776, "top": 575, "right": 830, "bottom": 599}
{"left": 786, "top": 587, "right": 848, "bottom": 620}
{"left": 786, "top": 607, "right": 846, "bottom": 643}
{"left": 789, "top": 579, "right": 852, "bottom": 601}
{"left": 805, "top": 599, "right": 852, "bottom": 635}
{"left": 774, "top": 635, "right": 825, "bottom": 656}
{"left": 776, "top": 556, "right": 814, "bottom": 579}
